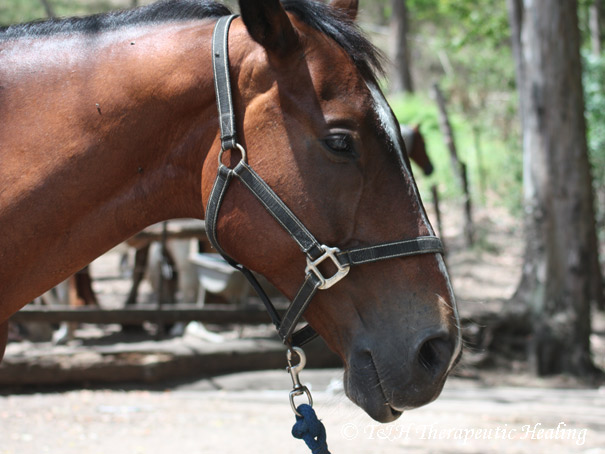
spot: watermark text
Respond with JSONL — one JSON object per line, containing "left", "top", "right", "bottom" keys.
{"left": 340, "top": 421, "right": 588, "bottom": 446}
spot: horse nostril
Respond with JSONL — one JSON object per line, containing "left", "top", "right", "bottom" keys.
{"left": 416, "top": 333, "right": 453, "bottom": 378}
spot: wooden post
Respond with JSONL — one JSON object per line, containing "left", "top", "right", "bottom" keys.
{"left": 430, "top": 184, "right": 446, "bottom": 255}
{"left": 0, "top": 321, "right": 8, "bottom": 363}
{"left": 433, "top": 83, "right": 462, "bottom": 182}
{"left": 12, "top": 304, "right": 286, "bottom": 325}
{"left": 39, "top": 0, "right": 55, "bottom": 18}
{"left": 473, "top": 125, "right": 487, "bottom": 205}
{"left": 460, "top": 163, "right": 474, "bottom": 246}
{"left": 156, "top": 221, "right": 176, "bottom": 337}
{"left": 432, "top": 83, "right": 474, "bottom": 246}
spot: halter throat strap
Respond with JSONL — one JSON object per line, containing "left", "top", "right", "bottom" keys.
{"left": 212, "top": 15, "right": 239, "bottom": 151}
{"left": 206, "top": 15, "right": 444, "bottom": 347}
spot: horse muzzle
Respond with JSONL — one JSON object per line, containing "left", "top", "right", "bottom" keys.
{"left": 343, "top": 326, "right": 459, "bottom": 423}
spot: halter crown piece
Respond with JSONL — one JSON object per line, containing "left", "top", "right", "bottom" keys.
{"left": 206, "top": 15, "right": 445, "bottom": 347}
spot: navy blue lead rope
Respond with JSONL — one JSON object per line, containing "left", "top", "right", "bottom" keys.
{"left": 292, "top": 404, "right": 331, "bottom": 454}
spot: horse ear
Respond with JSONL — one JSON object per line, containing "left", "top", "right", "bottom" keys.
{"left": 239, "top": 0, "right": 299, "bottom": 58}
{"left": 330, "top": 0, "right": 359, "bottom": 21}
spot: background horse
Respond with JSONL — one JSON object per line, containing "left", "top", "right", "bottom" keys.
{"left": 401, "top": 123, "right": 434, "bottom": 176}
{"left": 0, "top": 0, "right": 460, "bottom": 422}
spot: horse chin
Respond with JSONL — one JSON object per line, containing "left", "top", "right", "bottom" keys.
{"left": 342, "top": 351, "right": 447, "bottom": 423}
{"left": 346, "top": 388, "right": 404, "bottom": 424}
{"left": 343, "top": 362, "right": 404, "bottom": 423}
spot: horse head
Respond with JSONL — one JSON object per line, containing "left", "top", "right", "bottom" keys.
{"left": 201, "top": 0, "right": 460, "bottom": 423}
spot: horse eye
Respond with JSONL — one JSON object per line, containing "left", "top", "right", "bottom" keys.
{"left": 324, "top": 134, "right": 356, "bottom": 156}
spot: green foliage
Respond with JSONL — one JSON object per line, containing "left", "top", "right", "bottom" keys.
{"left": 359, "top": 0, "right": 390, "bottom": 25}
{"left": 389, "top": 92, "right": 523, "bottom": 213}
{"left": 376, "top": 0, "right": 523, "bottom": 212}
{"left": 583, "top": 51, "right": 605, "bottom": 181}
{"left": 372, "top": 0, "right": 523, "bottom": 213}
{"left": 408, "top": 0, "right": 510, "bottom": 50}
{"left": 0, "top": 0, "right": 124, "bottom": 26}
{"left": 388, "top": 93, "right": 458, "bottom": 200}
{"left": 417, "top": 0, "right": 518, "bottom": 142}
{"left": 583, "top": 50, "right": 605, "bottom": 232}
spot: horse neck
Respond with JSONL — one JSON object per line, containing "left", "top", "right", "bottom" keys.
{"left": 0, "top": 21, "right": 223, "bottom": 320}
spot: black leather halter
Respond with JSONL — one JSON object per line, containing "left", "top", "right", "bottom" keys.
{"left": 206, "top": 15, "right": 444, "bottom": 347}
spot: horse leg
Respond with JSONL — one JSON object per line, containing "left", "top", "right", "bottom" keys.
{"left": 0, "top": 320, "right": 8, "bottom": 363}
{"left": 75, "top": 266, "right": 98, "bottom": 307}
{"left": 157, "top": 246, "right": 178, "bottom": 335}
{"left": 53, "top": 275, "right": 80, "bottom": 345}
{"left": 54, "top": 267, "right": 98, "bottom": 344}
{"left": 122, "top": 244, "right": 150, "bottom": 333}
{"left": 124, "top": 244, "right": 150, "bottom": 306}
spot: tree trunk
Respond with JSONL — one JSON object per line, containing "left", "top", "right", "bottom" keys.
{"left": 390, "top": 0, "right": 414, "bottom": 93}
{"left": 509, "top": 0, "right": 604, "bottom": 377}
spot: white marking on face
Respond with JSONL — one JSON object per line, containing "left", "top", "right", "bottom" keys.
{"left": 366, "top": 82, "right": 433, "bottom": 232}
{"left": 367, "top": 82, "right": 462, "bottom": 361}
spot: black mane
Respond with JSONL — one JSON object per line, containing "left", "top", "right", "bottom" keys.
{"left": 283, "top": 0, "right": 385, "bottom": 82}
{"left": 0, "top": 0, "right": 384, "bottom": 81}
{"left": 0, "top": 0, "right": 232, "bottom": 39}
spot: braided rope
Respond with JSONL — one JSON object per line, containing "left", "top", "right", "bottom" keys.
{"left": 291, "top": 404, "right": 331, "bottom": 454}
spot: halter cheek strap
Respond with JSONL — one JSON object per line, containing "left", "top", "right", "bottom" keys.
{"left": 206, "top": 15, "right": 444, "bottom": 347}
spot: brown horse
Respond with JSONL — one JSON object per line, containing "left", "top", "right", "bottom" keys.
{"left": 0, "top": 0, "right": 460, "bottom": 422}
{"left": 401, "top": 123, "right": 434, "bottom": 176}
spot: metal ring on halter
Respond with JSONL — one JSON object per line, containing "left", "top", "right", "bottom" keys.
{"left": 289, "top": 386, "right": 313, "bottom": 417}
{"left": 218, "top": 143, "right": 247, "bottom": 168}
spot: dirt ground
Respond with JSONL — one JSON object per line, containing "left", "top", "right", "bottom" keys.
{"left": 2, "top": 202, "right": 605, "bottom": 453}
{"left": 1, "top": 369, "right": 604, "bottom": 454}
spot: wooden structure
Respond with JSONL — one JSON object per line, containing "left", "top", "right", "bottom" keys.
{"left": 12, "top": 304, "right": 284, "bottom": 325}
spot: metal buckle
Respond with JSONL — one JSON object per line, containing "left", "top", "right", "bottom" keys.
{"left": 305, "top": 245, "right": 350, "bottom": 290}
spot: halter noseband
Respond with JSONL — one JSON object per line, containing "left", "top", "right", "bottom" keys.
{"left": 206, "top": 16, "right": 444, "bottom": 347}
